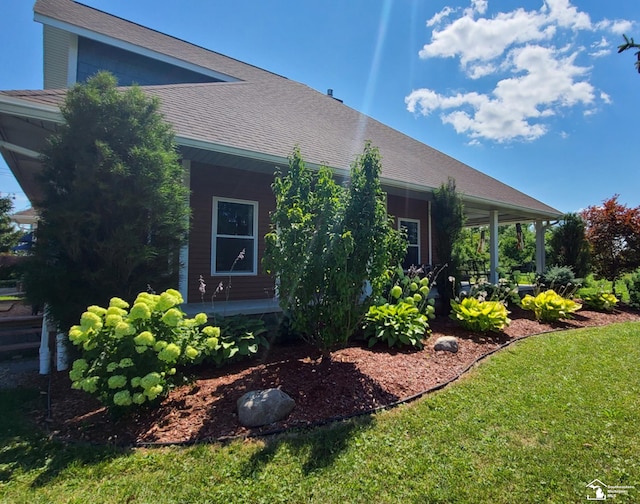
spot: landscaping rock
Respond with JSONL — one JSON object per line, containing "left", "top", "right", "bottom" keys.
{"left": 434, "top": 336, "right": 459, "bottom": 353}
{"left": 237, "top": 388, "right": 296, "bottom": 427}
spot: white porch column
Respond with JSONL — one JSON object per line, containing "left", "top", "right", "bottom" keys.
{"left": 489, "top": 210, "right": 499, "bottom": 284}
{"left": 178, "top": 160, "right": 191, "bottom": 302}
{"left": 535, "top": 219, "right": 546, "bottom": 274}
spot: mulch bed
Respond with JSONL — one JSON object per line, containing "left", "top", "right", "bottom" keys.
{"left": 10, "top": 304, "right": 640, "bottom": 446}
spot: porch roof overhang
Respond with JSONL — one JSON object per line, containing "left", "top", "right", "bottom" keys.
{"left": 0, "top": 96, "right": 562, "bottom": 226}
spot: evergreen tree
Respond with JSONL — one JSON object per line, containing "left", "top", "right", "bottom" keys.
{"left": 23, "top": 72, "right": 190, "bottom": 330}
{"left": 0, "top": 196, "right": 21, "bottom": 253}
{"left": 432, "top": 177, "right": 465, "bottom": 313}
{"left": 548, "top": 213, "right": 590, "bottom": 278}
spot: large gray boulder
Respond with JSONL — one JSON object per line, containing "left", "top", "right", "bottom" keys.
{"left": 237, "top": 388, "right": 296, "bottom": 427}
{"left": 434, "top": 336, "right": 459, "bottom": 353}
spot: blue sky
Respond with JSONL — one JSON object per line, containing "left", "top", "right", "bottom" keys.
{"left": 1, "top": 0, "right": 639, "bottom": 215}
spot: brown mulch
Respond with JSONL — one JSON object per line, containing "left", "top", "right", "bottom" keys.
{"left": 12, "top": 305, "right": 640, "bottom": 446}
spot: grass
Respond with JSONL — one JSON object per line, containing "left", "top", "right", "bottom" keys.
{"left": 1, "top": 322, "right": 639, "bottom": 503}
{"left": 0, "top": 295, "right": 22, "bottom": 302}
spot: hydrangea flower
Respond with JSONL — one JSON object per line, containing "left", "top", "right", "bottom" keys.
{"left": 105, "top": 314, "right": 123, "bottom": 327}
{"left": 114, "top": 321, "right": 135, "bottom": 338}
{"left": 108, "top": 375, "right": 128, "bottom": 389}
{"left": 80, "top": 311, "right": 103, "bottom": 331}
{"left": 106, "top": 306, "right": 127, "bottom": 318}
{"left": 144, "top": 384, "right": 164, "bottom": 400}
{"left": 165, "top": 289, "right": 184, "bottom": 305}
{"left": 113, "top": 390, "right": 132, "bottom": 407}
{"left": 72, "top": 359, "right": 89, "bottom": 372}
{"left": 202, "top": 326, "right": 220, "bottom": 338}
{"left": 132, "top": 392, "right": 146, "bottom": 405}
{"left": 158, "top": 343, "right": 181, "bottom": 363}
{"left": 68, "top": 326, "right": 86, "bottom": 344}
{"left": 81, "top": 376, "right": 99, "bottom": 393}
{"left": 134, "top": 292, "right": 158, "bottom": 311}
{"left": 390, "top": 285, "right": 403, "bottom": 299}
{"left": 131, "top": 376, "right": 141, "bottom": 388}
{"left": 154, "top": 340, "right": 168, "bottom": 352}
{"left": 106, "top": 362, "right": 119, "bottom": 373}
{"left": 413, "top": 293, "right": 422, "bottom": 303}
{"left": 156, "top": 292, "right": 180, "bottom": 312}
{"left": 87, "top": 305, "right": 107, "bottom": 317}
{"left": 68, "top": 367, "right": 84, "bottom": 382}
{"left": 194, "top": 312, "right": 208, "bottom": 325}
{"left": 129, "top": 302, "right": 151, "bottom": 321}
{"left": 185, "top": 345, "right": 199, "bottom": 360}
{"left": 109, "top": 297, "right": 130, "bottom": 310}
{"left": 119, "top": 358, "right": 134, "bottom": 368}
{"left": 205, "top": 337, "right": 219, "bottom": 350}
{"left": 135, "top": 345, "right": 148, "bottom": 354}
{"left": 134, "top": 331, "right": 155, "bottom": 346}
{"left": 140, "top": 372, "right": 162, "bottom": 389}
{"left": 160, "top": 308, "right": 183, "bottom": 327}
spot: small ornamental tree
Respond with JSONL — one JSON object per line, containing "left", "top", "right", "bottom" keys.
{"left": 264, "top": 143, "right": 404, "bottom": 350}
{"left": 0, "top": 196, "right": 21, "bottom": 253}
{"left": 548, "top": 213, "right": 590, "bottom": 278}
{"left": 581, "top": 195, "right": 640, "bottom": 293}
{"left": 432, "top": 177, "right": 465, "bottom": 313}
{"left": 22, "top": 72, "right": 190, "bottom": 331}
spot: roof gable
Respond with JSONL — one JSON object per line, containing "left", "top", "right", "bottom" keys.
{"left": 34, "top": 0, "right": 286, "bottom": 84}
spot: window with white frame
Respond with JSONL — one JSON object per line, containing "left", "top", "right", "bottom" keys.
{"left": 399, "top": 218, "right": 420, "bottom": 270}
{"left": 212, "top": 197, "right": 258, "bottom": 275}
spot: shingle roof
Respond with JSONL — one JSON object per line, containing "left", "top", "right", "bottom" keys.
{"left": 34, "top": 0, "right": 285, "bottom": 83}
{"left": 13, "top": 0, "right": 561, "bottom": 219}
{"left": 0, "top": 83, "right": 560, "bottom": 216}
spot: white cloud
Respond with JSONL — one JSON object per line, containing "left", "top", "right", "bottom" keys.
{"left": 407, "top": 0, "right": 631, "bottom": 142}
{"left": 597, "top": 19, "right": 635, "bottom": 35}
{"left": 600, "top": 92, "right": 612, "bottom": 104}
{"left": 426, "top": 6, "right": 456, "bottom": 27}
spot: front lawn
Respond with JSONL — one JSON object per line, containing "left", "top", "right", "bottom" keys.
{"left": 1, "top": 322, "right": 639, "bottom": 503}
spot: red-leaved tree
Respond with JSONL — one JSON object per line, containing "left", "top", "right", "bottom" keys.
{"left": 581, "top": 195, "right": 640, "bottom": 292}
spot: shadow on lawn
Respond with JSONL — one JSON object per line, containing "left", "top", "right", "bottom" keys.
{"left": 0, "top": 388, "right": 129, "bottom": 488}
{"left": 241, "top": 414, "right": 375, "bottom": 476}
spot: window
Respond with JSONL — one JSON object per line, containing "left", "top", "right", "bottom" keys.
{"left": 212, "top": 197, "right": 258, "bottom": 275}
{"left": 399, "top": 218, "right": 420, "bottom": 270}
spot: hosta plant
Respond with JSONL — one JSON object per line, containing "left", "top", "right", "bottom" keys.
{"left": 363, "top": 300, "right": 430, "bottom": 349}
{"left": 580, "top": 290, "right": 618, "bottom": 312}
{"left": 520, "top": 289, "right": 581, "bottom": 322}
{"left": 67, "top": 289, "right": 267, "bottom": 411}
{"left": 450, "top": 298, "right": 511, "bottom": 333}
{"left": 363, "top": 266, "right": 436, "bottom": 349}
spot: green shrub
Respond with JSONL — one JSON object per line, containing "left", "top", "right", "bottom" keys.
{"left": 579, "top": 290, "right": 618, "bottom": 312}
{"left": 536, "top": 265, "right": 581, "bottom": 294}
{"left": 363, "top": 301, "right": 429, "bottom": 349}
{"left": 625, "top": 269, "right": 640, "bottom": 310}
{"left": 363, "top": 266, "right": 436, "bottom": 348}
{"left": 520, "top": 289, "right": 581, "bottom": 322}
{"left": 67, "top": 289, "right": 267, "bottom": 411}
{"left": 449, "top": 298, "right": 511, "bottom": 333}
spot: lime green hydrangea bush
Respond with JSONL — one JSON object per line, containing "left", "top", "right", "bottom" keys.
{"left": 363, "top": 267, "right": 436, "bottom": 349}
{"left": 449, "top": 297, "right": 511, "bottom": 333}
{"left": 520, "top": 289, "right": 581, "bottom": 322}
{"left": 68, "top": 289, "right": 267, "bottom": 411}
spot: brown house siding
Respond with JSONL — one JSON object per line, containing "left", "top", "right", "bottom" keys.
{"left": 187, "top": 162, "right": 276, "bottom": 303}
{"left": 386, "top": 195, "right": 432, "bottom": 267}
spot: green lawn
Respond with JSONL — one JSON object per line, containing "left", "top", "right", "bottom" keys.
{"left": 2, "top": 322, "right": 639, "bottom": 503}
